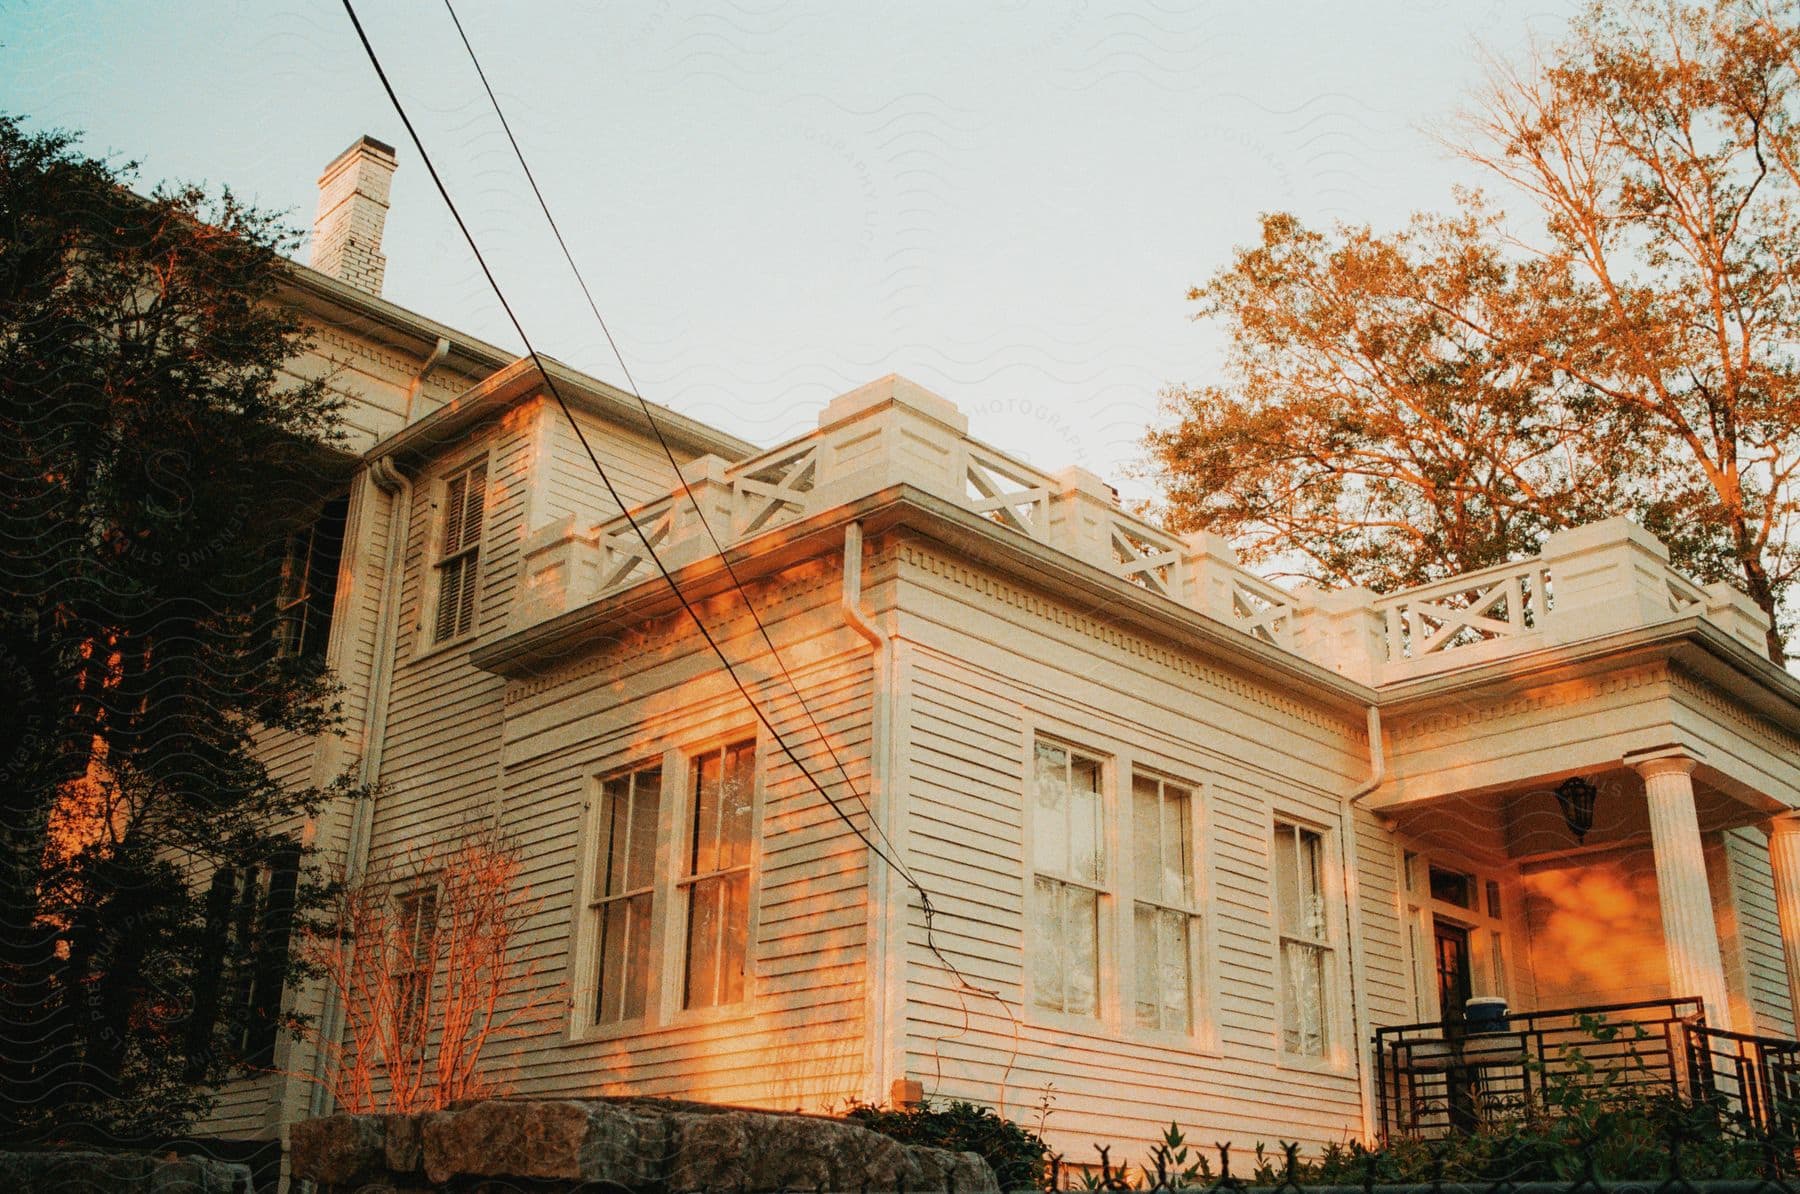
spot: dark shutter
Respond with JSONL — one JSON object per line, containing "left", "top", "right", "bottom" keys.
{"left": 243, "top": 845, "right": 300, "bottom": 1068}
{"left": 184, "top": 866, "right": 236, "bottom": 1078}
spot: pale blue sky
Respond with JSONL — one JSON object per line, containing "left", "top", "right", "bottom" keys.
{"left": 2, "top": 1, "right": 1579, "bottom": 499}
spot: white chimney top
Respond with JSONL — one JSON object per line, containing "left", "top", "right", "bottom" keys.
{"left": 310, "top": 135, "right": 397, "bottom": 296}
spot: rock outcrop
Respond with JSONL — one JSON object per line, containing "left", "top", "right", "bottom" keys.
{"left": 290, "top": 1097, "right": 999, "bottom": 1193}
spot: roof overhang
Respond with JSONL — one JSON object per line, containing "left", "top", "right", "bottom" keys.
{"left": 280, "top": 263, "right": 758, "bottom": 467}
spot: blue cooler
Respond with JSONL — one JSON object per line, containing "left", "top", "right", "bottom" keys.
{"left": 1465, "top": 996, "right": 1510, "bottom": 1035}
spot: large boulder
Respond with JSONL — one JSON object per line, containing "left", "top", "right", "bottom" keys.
{"left": 291, "top": 1097, "right": 999, "bottom": 1193}
{"left": 665, "top": 1107, "right": 994, "bottom": 1194}
{"left": 288, "top": 1113, "right": 385, "bottom": 1186}
{"left": 419, "top": 1098, "right": 668, "bottom": 1185}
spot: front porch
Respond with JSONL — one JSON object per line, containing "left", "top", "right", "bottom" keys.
{"left": 1372, "top": 996, "right": 1800, "bottom": 1140}
{"left": 1370, "top": 733, "right": 1800, "bottom": 1142}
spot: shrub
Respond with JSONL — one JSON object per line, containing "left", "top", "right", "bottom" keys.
{"left": 846, "top": 1098, "right": 1050, "bottom": 1189}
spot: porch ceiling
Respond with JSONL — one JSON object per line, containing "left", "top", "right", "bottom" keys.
{"left": 1383, "top": 767, "right": 1764, "bottom": 866}
{"left": 1366, "top": 637, "right": 1800, "bottom": 823}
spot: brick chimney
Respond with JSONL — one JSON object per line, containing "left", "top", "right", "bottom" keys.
{"left": 310, "top": 135, "right": 397, "bottom": 295}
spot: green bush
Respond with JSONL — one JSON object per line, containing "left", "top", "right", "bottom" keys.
{"left": 845, "top": 1098, "right": 1050, "bottom": 1189}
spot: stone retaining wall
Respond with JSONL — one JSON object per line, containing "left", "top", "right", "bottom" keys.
{"left": 0, "top": 1148, "right": 254, "bottom": 1191}
{"left": 290, "top": 1097, "right": 1001, "bottom": 1193}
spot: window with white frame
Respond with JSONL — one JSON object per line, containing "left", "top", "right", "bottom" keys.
{"left": 1131, "top": 773, "right": 1202, "bottom": 1033}
{"left": 394, "top": 883, "right": 439, "bottom": 1052}
{"left": 432, "top": 460, "right": 486, "bottom": 643}
{"left": 1029, "top": 738, "right": 1106, "bottom": 1018}
{"left": 1273, "top": 821, "right": 1333, "bottom": 1057}
{"left": 594, "top": 763, "right": 661, "bottom": 1025}
{"left": 681, "top": 739, "right": 755, "bottom": 1010}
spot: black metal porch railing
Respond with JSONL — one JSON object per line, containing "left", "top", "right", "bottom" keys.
{"left": 1372, "top": 997, "right": 1800, "bottom": 1140}
{"left": 1689, "top": 1023, "right": 1800, "bottom": 1134}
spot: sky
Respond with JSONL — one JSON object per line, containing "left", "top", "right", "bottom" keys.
{"left": 2, "top": 0, "right": 1582, "bottom": 502}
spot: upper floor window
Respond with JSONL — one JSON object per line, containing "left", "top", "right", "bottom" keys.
{"left": 594, "top": 763, "right": 661, "bottom": 1025}
{"left": 682, "top": 740, "right": 755, "bottom": 1010}
{"left": 1274, "top": 820, "right": 1333, "bottom": 1057}
{"left": 274, "top": 492, "right": 348, "bottom": 661}
{"left": 1132, "top": 773, "right": 1202, "bottom": 1033}
{"left": 432, "top": 460, "right": 487, "bottom": 643}
{"left": 1029, "top": 738, "right": 1106, "bottom": 1019}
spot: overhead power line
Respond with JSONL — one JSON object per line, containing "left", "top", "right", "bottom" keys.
{"left": 437, "top": 0, "right": 905, "bottom": 871}
{"left": 340, "top": 0, "right": 1014, "bottom": 1097}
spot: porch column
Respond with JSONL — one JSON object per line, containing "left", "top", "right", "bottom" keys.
{"left": 1631, "top": 748, "right": 1733, "bottom": 1030}
{"left": 1766, "top": 815, "right": 1800, "bottom": 1027}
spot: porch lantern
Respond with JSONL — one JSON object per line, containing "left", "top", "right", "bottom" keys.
{"left": 1555, "top": 775, "right": 1599, "bottom": 842}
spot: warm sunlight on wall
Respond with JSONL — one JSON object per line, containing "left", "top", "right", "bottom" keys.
{"left": 1520, "top": 850, "right": 1669, "bottom": 1008}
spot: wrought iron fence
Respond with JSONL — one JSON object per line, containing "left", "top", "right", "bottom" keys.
{"left": 1373, "top": 998, "right": 1727, "bottom": 1138}
{"left": 1371, "top": 997, "right": 1800, "bottom": 1155}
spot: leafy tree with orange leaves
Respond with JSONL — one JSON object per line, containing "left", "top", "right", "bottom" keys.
{"left": 1147, "top": 0, "right": 1800, "bottom": 663}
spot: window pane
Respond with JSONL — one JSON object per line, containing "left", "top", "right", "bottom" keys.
{"left": 684, "top": 879, "right": 722, "bottom": 1009}
{"left": 1282, "top": 940, "right": 1327, "bottom": 1055}
{"left": 1274, "top": 827, "right": 1300, "bottom": 936}
{"left": 1132, "top": 776, "right": 1160, "bottom": 894}
{"left": 1033, "top": 743, "right": 1067, "bottom": 873}
{"left": 1158, "top": 908, "right": 1191, "bottom": 1031}
{"left": 625, "top": 770, "right": 660, "bottom": 892}
{"left": 690, "top": 750, "right": 722, "bottom": 874}
{"left": 718, "top": 740, "right": 755, "bottom": 869}
{"left": 598, "top": 895, "right": 654, "bottom": 1024}
{"left": 1068, "top": 754, "right": 1103, "bottom": 885}
{"left": 599, "top": 777, "right": 628, "bottom": 897}
{"left": 1429, "top": 866, "right": 1473, "bottom": 909}
{"left": 1030, "top": 876, "right": 1065, "bottom": 1013}
{"left": 718, "top": 871, "right": 749, "bottom": 1005}
{"left": 1299, "top": 830, "right": 1326, "bottom": 939}
{"left": 1134, "top": 903, "right": 1158, "bottom": 1027}
{"left": 1063, "top": 884, "right": 1099, "bottom": 1017}
{"left": 1162, "top": 787, "right": 1192, "bottom": 906}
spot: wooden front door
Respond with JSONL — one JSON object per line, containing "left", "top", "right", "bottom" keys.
{"left": 1434, "top": 919, "right": 1472, "bottom": 1021}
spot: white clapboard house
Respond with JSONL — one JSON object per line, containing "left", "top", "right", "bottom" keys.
{"left": 214, "top": 136, "right": 1800, "bottom": 1169}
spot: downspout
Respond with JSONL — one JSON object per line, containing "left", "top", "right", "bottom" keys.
{"left": 841, "top": 521, "right": 901, "bottom": 1105}
{"left": 1342, "top": 704, "right": 1385, "bottom": 1143}
{"left": 401, "top": 336, "right": 451, "bottom": 424}
{"left": 306, "top": 453, "right": 412, "bottom": 1120}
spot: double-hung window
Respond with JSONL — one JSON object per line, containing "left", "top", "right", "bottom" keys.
{"left": 1131, "top": 773, "right": 1202, "bottom": 1033}
{"left": 594, "top": 763, "right": 661, "bottom": 1024}
{"left": 395, "top": 884, "right": 439, "bottom": 1052}
{"left": 1029, "top": 738, "right": 1106, "bottom": 1018}
{"left": 1274, "top": 821, "right": 1333, "bottom": 1057}
{"left": 432, "top": 460, "right": 486, "bottom": 643}
{"left": 681, "top": 739, "right": 755, "bottom": 1010}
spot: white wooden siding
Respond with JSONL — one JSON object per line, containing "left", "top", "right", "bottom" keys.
{"left": 891, "top": 538, "right": 1377, "bottom": 1160}
{"left": 489, "top": 560, "right": 877, "bottom": 1112}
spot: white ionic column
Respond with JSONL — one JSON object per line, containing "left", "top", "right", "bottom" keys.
{"left": 1766, "top": 816, "right": 1800, "bottom": 1028}
{"left": 1633, "top": 750, "right": 1733, "bottom": 1030}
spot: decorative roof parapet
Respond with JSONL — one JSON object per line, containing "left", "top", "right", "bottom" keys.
{"left": 508, "top": 377, "right": 1775, "bottom": 685}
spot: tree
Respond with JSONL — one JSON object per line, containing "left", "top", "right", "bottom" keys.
{"left": 0, "top": 115, "right": 347, "bottom": 1141}
{"left": 1146, "top": 0, "right": 1800, "bottom": 662}
{"left": 297, "top": 833, "right": 556, "bottom": 1115}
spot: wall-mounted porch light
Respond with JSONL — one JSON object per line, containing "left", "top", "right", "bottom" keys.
{"left": 1555, "top": 775, "right": 1599, "bottom": 842}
